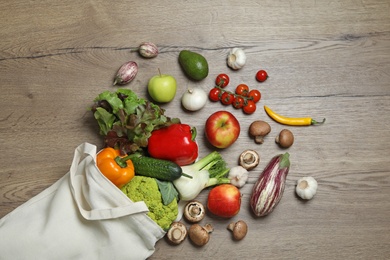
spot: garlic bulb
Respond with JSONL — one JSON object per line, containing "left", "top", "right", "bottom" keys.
{"left": 227, "top": 48, "right": 246, "bottom": 70}
{"left": 296, "top": 176, "right": 318, "bottom": 200}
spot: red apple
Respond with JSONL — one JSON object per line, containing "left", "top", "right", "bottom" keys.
{"left": 207, "top": 184, "right": 241, "bottom": 218}
{"left": 204, "top": 111, "right": 240, "bottom": 148}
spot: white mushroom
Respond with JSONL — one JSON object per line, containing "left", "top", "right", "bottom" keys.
{"left": 183, "top": 201, "right": 205, "bottom": 223}
{"left": 166, "top": 222, "right": 188, "bottom": 245}
{"left": 239, "top": 150, "right": 260, "bottom": 170}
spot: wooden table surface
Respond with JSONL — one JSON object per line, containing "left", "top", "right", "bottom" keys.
{"left": 1, "top": 1, "right": 389, "bottom": 259}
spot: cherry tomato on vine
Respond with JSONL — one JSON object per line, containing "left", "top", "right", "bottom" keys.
{"left": 256, "top": 70, "right": 268, "bottom": 82}
{"left": 232, "top": 96, "right": 245, "bottom": 109}
{"left": 235, "top": 84, "right": 249, "bottom": 96}
{"left": 215, "top": 74, "right": 230, "bottom": 88}
{"left": 243, "top": 100, "right": 257, "bottom": 114}
{"left": 248, "top": 89, "right": 261, "bottom": 103}
{"left": 220, "top": 92, "right": 234, "bottom": 105}
{"left": 209, "top": 88, "right": 221, "bottom": 102}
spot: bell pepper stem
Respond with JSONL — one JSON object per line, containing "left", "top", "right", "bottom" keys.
{"left": 114, "top": 156, "right": 129, "bottom": 168}
{"left": 191, "top": 127, "right": 197, "bottom": 141}
{"left": 114, "top": 153, "right": 140, "bottom": 168}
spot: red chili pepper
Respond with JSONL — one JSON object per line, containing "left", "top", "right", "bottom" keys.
{"left": 147, "top": 124, "right": 199, "bottom": 166}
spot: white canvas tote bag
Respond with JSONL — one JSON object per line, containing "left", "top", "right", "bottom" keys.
{"left": 0, "top": 142, "right": 166, "bottom": 260}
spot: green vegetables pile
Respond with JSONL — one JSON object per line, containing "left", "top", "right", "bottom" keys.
{"left": 91, "top": 88, "right": 180, "bottom": 155}
{"left": 91, "top": 89, "right": 181, "bottom": 230}
{"left": 91, "top": 89, "right": 231, "bottom": 231}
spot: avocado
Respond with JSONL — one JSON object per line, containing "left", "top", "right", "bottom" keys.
{"left": 179, "top": 50, "right": 209, "bottom": 81}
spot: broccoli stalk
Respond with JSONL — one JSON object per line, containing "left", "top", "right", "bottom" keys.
{"left": 173, "top": 151, "right": 231, "bottom": 201}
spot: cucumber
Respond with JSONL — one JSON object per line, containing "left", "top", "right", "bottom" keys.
{"left": 130, "top": 156, "right": 183, "bottom": 181}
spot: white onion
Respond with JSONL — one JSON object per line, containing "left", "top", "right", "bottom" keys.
{"left": 181, "top": 87, "right": 207, "bottom": 111}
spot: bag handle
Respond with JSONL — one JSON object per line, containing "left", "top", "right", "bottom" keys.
{"left": 69, "top": 143, "right": 149, "bottom": 220}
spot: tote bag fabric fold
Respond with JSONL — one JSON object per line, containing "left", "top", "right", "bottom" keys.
{"left": 0, "top": 142, "right": 166, "bottom": 260}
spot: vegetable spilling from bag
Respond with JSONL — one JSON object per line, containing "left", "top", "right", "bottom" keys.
{"left": 96, "top": 147, "right": 135, "bottom": 188}
{"left": 148, "top": 124, "right": 198, "bottom": 166}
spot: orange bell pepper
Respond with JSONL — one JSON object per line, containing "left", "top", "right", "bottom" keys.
{"left": 96, "top": 147, "right": 135, "bottom": 188}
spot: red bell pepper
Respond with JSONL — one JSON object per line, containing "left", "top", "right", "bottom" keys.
{"left": 147, "top": 124, "right": 198, "bottom": 166}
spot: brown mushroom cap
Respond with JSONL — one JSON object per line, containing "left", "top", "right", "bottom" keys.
{"left": 188, "top": 224, "right": 213, "bottom": 246}
{"left": 227, "top": 220, "right": 248, "bottom": 240}
{"left": 166, "top": 222, "right": 187, "bottom": 245}
{"left": 183, "top": 201, "right": 205, "bottom": 223}
{"left": 249, "top": 121, "right": 271, "bottom": 144}
{"left": 275, "top": 129, "right": 294, "bottom": 148}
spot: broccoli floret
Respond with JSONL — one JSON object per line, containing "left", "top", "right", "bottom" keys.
{"left": 121, "top": 176, "right": 178, "bottom": 231}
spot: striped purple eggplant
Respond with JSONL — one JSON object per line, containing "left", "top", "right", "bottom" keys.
{"left": 138, "top": 42, "right": 159, "bottom": 58}
{"left": 113, "top": 61, "right": 138, "bottom": 85}
{"left": 250, "top": 153, "right": 290, "bottom": 217}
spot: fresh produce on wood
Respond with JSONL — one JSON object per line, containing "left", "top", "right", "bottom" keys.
{"left": 148, "top": 124, "right": 198, "bottom": 166}
{"left": 296, "top": 176, "right": 318, "bottom": 200}
{"left": 181, "top": 86, "right": 208, "bottom": 111}
{"left": 183, "top": 201, "right": 205, "bottom": 223}
{"left": 215, "top": 73, "right": 230, "bottom": 88}
{"left": 148, "top": 70, "right": 177, "bottom": 103}
{"left": 227, "top": 48, "right": 246, "bottom": 70}
{"left": 166, "top": 222, "right": 187, "bottom": 245}
{"left": 250, "top": 153, "right": 290, "bottom": 217}
{"left": 264, "top": 105, "right": 326, "bottom": 126}
{"left": 248, "top": 89, "right": 261, "bottom": 103}
{"left": 209, "top": 75, "right": 261, "bottom": 114}
{"left": 275, "top": 129, "right": 294, "bottom": 148}
{"left": 173, "top": 151, "right": 230, "bottom": 201}
{"left": 255, "top": 69, "right": 268, "bottom": 82}
{"left": 239, "top": 150, "right": 260, "bottom": 170}
{"left": 235, "top": 84, "right": 249, "bottom": 96}
{"left": 242, "top": 100, "right": 257, "bottom": 114}
{"left": 121, "top": 176, "right": 178, "bottom": 231}
{"left": 204, "top": 111, "right": 240, "bottom": 149}
{"left": 113, "top": 61, "right": 138, "bottom": 85}
{"left": 207, "top": 184, "right": 241, "bottom": 218}
{"left": 138, "top": 42, "right": 159, "bottom": 58}
{"left": 96, "top": 147, "right": 135, "bottom": 188}
{"left": 179, "top": 50, "right": 209, "bottom": 81}
{"left": 209, "top": 87, "right": 222, "bottom": 102}
{"left": 91, "top": 89, "right": 180, "bottom": 154}
{"left": 227, "top": 220, "right": 248, "bottom": 241}
{"left": 188, "top": 224, "right": 214, "bottom": 247}
{"left": 220, "top": 91, "right": 234, "bottom": 105}
{"left": 228, "top": 166, "right": 249, "bottom": 188}
{"left": 249, "top": 120, "right": 271, "bottom": 144}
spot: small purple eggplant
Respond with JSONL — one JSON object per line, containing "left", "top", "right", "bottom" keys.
{"left": 113, "top": 61, "right": 138, "bottom": 85}
{"left": 138, "top": 42, "right": 159, "bottom": 58}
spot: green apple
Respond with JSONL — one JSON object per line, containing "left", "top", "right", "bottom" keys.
{"left": 147, "top": 73, "right": 177, "bottom": 103}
